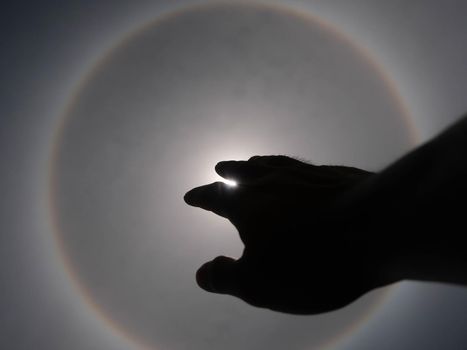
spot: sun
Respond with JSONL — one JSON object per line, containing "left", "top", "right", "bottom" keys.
{"left": 222, "top": 179, "right": 238, "bottom": 187}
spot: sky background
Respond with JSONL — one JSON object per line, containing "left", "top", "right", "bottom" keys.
{"left": 2, "top": 1, "right": 467, "bottom": 349}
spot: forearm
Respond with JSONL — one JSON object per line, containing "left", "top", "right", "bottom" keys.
{"left": 340, "top": 115, "right": 467, "bottom": 285}
{"left": 350, "top": 115, "right": 467, "bottom": 221}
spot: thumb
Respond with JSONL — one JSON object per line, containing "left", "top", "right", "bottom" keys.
{"left": 196, "top": 256, "right": 241, "bottom": 295}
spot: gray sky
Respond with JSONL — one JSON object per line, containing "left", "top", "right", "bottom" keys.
{"left": 2, "top": 1, "right": 467, "bottom": 349}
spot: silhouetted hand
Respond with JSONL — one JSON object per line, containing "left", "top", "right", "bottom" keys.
{"left": 184, "top": 155, "right": 390, "bottom": 314}
{"left": 184, "top": 116, "right": 467, "bottom": 314}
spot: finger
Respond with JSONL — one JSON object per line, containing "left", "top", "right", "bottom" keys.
{"left": 249, "top": 155, "right": 310, "bottom": 168}
{"left": 184, "top": 182, "right": 236, "bottom": 218}
{"left": 196, "top": 256, "right": 241, "bottom": 295}
{"left": 215, "top": 160, "right": 269, "bottom": 183}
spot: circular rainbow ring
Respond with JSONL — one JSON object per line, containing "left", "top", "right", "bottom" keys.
{"left": 48, "top": 2, "right": 419, "bottom": 349}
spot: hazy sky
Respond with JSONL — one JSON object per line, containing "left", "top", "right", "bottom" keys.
{"left": 2, "top": 1, "right": 467, "bottom": 349}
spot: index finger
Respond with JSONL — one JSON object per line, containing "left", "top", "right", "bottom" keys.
{"left": 215, "top": 160, "right": 269, "bottom": 184}
{"left": 184, "top": 181, "right": 238, "bottom": 218}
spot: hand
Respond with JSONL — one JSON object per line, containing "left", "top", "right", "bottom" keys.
{"left": 184, "top": 155, "right": 393, "bottom": 314}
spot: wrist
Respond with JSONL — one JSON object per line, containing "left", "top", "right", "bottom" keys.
{"left": 380, "top": 238, "right": 467, "bottom": 286}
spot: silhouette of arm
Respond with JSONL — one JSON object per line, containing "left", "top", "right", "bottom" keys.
{"left": 338, "top": 115, "right": 467, "bottom": 285}
{"left": 184, "top": 115, "right": 467, "bottom": 314}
